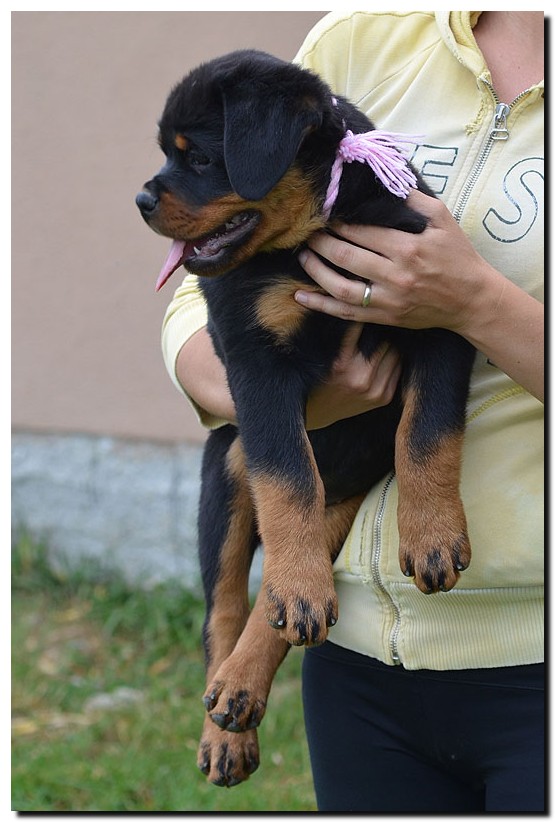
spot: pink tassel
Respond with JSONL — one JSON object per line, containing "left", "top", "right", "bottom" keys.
{"left": 322, "top": 129, "right": 422, "bottom": 220}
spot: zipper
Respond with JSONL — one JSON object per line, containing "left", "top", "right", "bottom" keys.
{"left": 490, "top": 101, "right": 510, "bottom": 141}
{"left": 370, "top": 471, "right": 402, "bottom": 664}
{"left": 452, "top": 78, "right": 533, "bottom": 224}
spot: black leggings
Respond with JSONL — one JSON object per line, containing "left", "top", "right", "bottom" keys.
{"left": 302, "top": 641, "right": 544, "bottom": 813}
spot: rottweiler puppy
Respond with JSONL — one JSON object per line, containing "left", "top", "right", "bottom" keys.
{"left": 137, "top": 49, "right": 475, "bottom": 787}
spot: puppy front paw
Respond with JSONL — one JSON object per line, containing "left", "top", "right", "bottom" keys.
{"left": 265, "top": 577, "right": 337, "bottom": 646}
{"left": 399, "top": 522, "right": 471, "bottom": 593}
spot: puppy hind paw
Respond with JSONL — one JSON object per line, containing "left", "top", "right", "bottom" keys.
{"left": 203, "top": 680, "right": 267, "bottom": 732}
{"left": 198, "top": 724, "right": 260, "bottom": 787}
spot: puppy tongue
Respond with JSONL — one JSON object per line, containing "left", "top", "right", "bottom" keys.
{"left": 155, "top": 240, "right": 187, "bottom": 292}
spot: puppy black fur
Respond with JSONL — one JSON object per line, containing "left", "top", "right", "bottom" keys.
{"left": 137, "top": 49, "right": 475, "bottom": 786}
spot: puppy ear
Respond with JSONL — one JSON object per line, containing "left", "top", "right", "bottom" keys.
{"left": 222, "top": 85, "right": 322, "bottom": 200}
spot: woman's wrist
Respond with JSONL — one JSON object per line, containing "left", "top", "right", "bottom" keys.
{"left": 452, "top": 258, "right": 507, "bottom": 341}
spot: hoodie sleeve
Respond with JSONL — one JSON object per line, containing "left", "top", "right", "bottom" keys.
{"left": 160, "top": 273, "right": 228, "bottom": 430}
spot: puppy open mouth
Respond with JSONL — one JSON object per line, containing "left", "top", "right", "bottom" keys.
{"left": 155, "top": 210, "right": 260, "bottom": 291}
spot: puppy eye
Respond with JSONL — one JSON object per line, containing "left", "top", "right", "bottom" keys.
{"left": 171, "top": 134, "right": 210, "bottom": 167}
{"left": 187, "top": 148, "right": 212, "bottom": 168}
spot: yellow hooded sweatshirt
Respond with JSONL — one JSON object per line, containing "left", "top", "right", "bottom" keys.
{"left": 160, "top": 11, "right": 544, "bottom": 670}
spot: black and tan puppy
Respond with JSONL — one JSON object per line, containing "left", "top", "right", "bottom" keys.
{"left": 137, "top": 49, "right": 475, "bottom": 787}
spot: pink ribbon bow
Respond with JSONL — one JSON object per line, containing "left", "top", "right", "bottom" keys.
{"left": 322, "top": 129, "right": 422, "bottom": 220}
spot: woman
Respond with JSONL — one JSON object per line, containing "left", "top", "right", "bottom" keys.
{"left": 161, "top": 12, "right": 544, "bottom": 812}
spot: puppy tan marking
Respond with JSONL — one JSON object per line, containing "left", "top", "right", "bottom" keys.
{"left": 198, "top": 438, "right": 260, "bottom": 784}
{"left": 247, "top": 430, "right": 335, "bottom": 646}
{"left": 396, "top": 383, "right": 471, "bottom": 593}
{"left": 204, "top": 439, "right": 253, "bottom": 669}
{"left": 255, "top": 278, "right": 323, "bottom": 345}
{"left": 174, "top": 133, "right": 188, "bottom": 151}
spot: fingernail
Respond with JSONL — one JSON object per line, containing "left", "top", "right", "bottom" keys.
{"left": 298, "top": 249, "right": 308, "bottom": 266}
{"left": 295, "top": 291, "right": 308, "bottom": 305}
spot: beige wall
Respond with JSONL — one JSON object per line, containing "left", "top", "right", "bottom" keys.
{"left": 12, "top": 11, "right": 326, "bottom": 444}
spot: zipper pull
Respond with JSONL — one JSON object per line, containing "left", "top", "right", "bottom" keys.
{"left": 491, "top": 102, "right": 510, "bottom": 140}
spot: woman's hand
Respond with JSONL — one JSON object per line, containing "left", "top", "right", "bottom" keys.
{"left": 296, "top": 190, "right": 544, "bottom": 402}
{"left": 306, "top": 323, "right": 402, "bottom": 430}
{"left": 295, "top": 190, "right": 496, "bottom": 335}
{"left": 177, "top": 325, "right": 402, "bottom": 431}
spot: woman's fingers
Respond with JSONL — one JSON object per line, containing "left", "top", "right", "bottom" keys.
{"left": 295, "top": 253, "right": 379, "bottom": 321}
{"left": 378, "top": 346, "right": 403, "bottom": 405}
{"left": 362, "top": 343, "right": 402, "bottom": 403}
{"left": 304, "top": 230, "right": 388, "bottom": 279}
{"left": 336, "top": 321, "right": 364, "bottom": 355}
{"left": 305, "top": 337, "right": 402, "bottom": 430}
{"left": 330, "top": 338, "right": 401, "bottom": 402}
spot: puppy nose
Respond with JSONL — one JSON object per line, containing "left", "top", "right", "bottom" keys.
{"left": 136, "top": 190, "right": 159, "bottom": 214}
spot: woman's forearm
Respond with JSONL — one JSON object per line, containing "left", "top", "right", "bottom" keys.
{"left": 461, "top": 265, "right": 544, "bottom": 402}
{"left": 175, "top": 324, "right": 402, "bottom": 432}
{"left": 175, "top": 327, "right": 237, "bottom": 424}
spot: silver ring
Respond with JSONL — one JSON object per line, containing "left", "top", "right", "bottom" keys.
{"left": 361, "top": 281, "right": 373, "bottom": 307}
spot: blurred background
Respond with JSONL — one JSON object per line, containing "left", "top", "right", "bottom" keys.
{"left": 12, "top": 10, "right": 326, "bottom": 587}
{"left": 11, "top": 12, "right": 326, "bottom": 812}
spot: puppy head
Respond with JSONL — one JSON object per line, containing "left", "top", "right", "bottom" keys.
{"left": 136, "top": 50, "right": 342, "bottom": 288}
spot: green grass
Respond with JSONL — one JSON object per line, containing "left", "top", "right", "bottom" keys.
{"left": 11, "top": 536, "right": 316, "bottom": 812}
